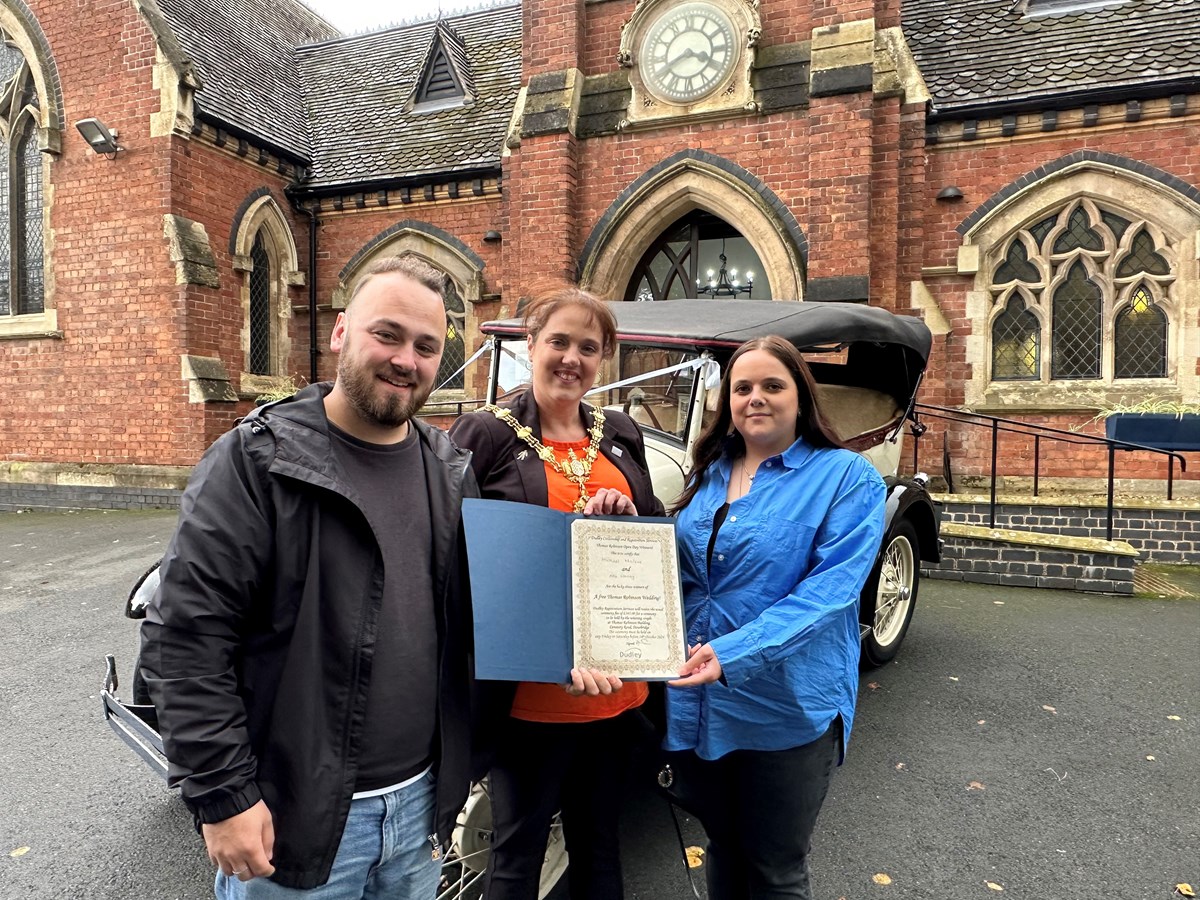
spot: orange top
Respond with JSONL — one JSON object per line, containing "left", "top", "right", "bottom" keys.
{"left": 510, "top": 437, "right": 651, "bottom": 723}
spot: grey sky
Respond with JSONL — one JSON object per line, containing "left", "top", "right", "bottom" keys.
{"left": 302, "top": 0, "right": 513, "bottom": 34}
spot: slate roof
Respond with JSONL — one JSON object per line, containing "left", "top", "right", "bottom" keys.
{"left": 155, "top": 0, "right": 340, "bottom": 159}
{"left": 295, "top": 3, "right": 522, "bottom": 190}
{"left": 905, "top": 0, "right": 1200, "bottom": 116}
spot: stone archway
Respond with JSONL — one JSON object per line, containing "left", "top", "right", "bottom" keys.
{"left": 578, "top": 149, "right": 807, "bottom": 301}
{"left": 339, "top": 221, "right": 487, "bottom": 397}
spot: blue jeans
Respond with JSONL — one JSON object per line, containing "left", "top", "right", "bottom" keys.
{"left": 215, "top": 771, "right": 441, "bottom": 900}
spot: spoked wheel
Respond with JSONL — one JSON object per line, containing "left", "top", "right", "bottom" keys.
{"left": 861, "top": 519, "right": 919, "bottom": 667}
{"left": 438, "top": 781, "right": 568, "bottom": 900}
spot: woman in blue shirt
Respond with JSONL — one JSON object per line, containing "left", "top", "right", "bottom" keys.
{"left": 667, "top": 335, "right": 886, "bottom": 900}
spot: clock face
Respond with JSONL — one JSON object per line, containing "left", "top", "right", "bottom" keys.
{"left": 638, "top": 2, "right": 739, "bottom": 105}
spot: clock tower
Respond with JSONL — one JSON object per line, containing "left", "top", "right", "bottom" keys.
{"left": 619, "top": 0, "right": 759, "bottom": 125}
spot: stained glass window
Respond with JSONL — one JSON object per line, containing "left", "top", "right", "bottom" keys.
{"left": 1053, "top": 207, "right": 1104, "bottom": 254}
{"left": 989, "top": 200, "right": 1172, "bottom": 385}
{"left": 1116, "top": 230, "right": 1170, "bottom": 278}
{"left": 0, "top": 36, "right": 44, "bottom": 319}
{"left": 992, "top": 297, "right": 1039, "bottom": 380}
{"left": 248, "top": 233, "right": 272, "bottom": 375}
{"left": 1114, "top": 287, "right": 1167, "bottom": 379}
{"left": 1051, "top": 262, "right": 1102, "bottom": 379}
{"left": 994, "top": 239, "right": 1039, "bottom": 284}
{"left": 435, "top": 281, "right": 467, "bottom": 391}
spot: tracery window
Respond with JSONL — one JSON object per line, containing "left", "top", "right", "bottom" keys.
{"left": 0, "top": 32, "right": 43, "bottom": 318}
{"left": 233, "top": 195, "right": 299, "bottom": 388}
{"left": 989, "top": 200, "right": 1173, "bottom": 383}
{"left": 436, "top": 281, "right": 466, "bottom": 391}
{"left": 626, "top": 210, "right": 771, "bottom": 301}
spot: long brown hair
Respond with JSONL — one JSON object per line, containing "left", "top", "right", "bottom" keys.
{"left": 673, "top": 335, "right": 846, "bottom": 513}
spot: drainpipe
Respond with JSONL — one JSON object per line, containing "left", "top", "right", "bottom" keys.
{"left": 305, "top": 203, "right": 319, "bottom": 383}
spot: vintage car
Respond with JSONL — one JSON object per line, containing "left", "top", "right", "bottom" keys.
{"left": 102, "top": 297, "right": 941, "bottom": 900}
{"left": 482, "top": 298, "right": 942, "bottom": 668}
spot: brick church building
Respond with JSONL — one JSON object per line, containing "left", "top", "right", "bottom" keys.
{"left": 1, "top": 0, "right": 1198, "bottom": 507}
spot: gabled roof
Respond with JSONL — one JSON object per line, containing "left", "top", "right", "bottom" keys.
{"left": 407, "top": 20, "right": 477, "bottom": 107}
{"left": 155, "top": 0, "right": 340, "bottom": 159}
{"left": 295, "top": 3, "right": 521, "bottom": 190}
{"left": 905, "top": 0, "right": 1200, "bottom": 116}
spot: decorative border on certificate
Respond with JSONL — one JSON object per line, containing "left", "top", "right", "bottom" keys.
{"left": 570, "top": 518, "right": 687, "bottom": 679}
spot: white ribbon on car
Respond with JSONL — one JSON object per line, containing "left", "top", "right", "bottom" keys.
{"left": 435, "top": 341, "right": 720, "bottom": 399}
{"left": 585, "top": 356, "right": 716, "bottom": 396}
{"left": 432, "top": 337, "right": 496, "bottom": 394}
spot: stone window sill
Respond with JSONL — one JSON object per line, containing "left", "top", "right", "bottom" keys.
{"left": 0, "top": 310, "right": 60, "bottom": 340}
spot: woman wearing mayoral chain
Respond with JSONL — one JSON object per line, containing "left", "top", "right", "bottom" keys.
{"left": 450, "top": 284, "right": 664, "bottom": 900}
{"left": 666, "top": 336, "right": 886, "bottom": 900}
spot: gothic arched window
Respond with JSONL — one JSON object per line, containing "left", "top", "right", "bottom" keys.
{"left": 987, "top": 200, "right": 1173, "bottom": 384}
{"left": 0, "top": 34, "right": 43, "bottom": 318}
{"left": 248, "top": 233, "right": 272, "bottom": 375}
{"left": 436, "top": 282, "right": 466, "bottom": 391}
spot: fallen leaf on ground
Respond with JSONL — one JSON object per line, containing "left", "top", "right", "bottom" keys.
{"left": 895, "top": 762, "right": 906, "bottom": 770}
{"left": 1168, "top": 715, "right": 1182, "bottom": 721}
{"left": 685, "top": 846, "right": 704, "bottom": 868}
{"left": 1175, "top": 885, "right": 1195, "bottom": 898}
{"left": 867, "top": 682, "right": 880, "bottom": 690}
{"left": 1146, "top": 755, "right": 1156, "bottom": 761}
{"left": 872, "top": 873, "right": 893, "bottom": 885}
{"left": 1042, "top": 705, "right": 1057, "bottom": 714}
{"left": 967, "top": 781, "right": 986, "bottom": 791}
{"left": 986, "top": 882, "right": 1004, "bottom": 892}
{"left": 977, "top": 719, "right": 987, "bottom": 725}
{"left": 10, "top": 847, "right": 29, "bottom": 858}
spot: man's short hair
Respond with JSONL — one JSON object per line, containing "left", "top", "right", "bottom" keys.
{"left": 347, "top": 255, "right": 449, "bottom": 306}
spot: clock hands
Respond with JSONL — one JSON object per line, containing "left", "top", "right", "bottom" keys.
{"left": 665, "top": 45, "right": 712, "bottom": 71}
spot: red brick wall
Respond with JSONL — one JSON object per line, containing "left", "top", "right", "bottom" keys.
{"left": 915, "top": 121, "right": 1200, "bottom": 484}
{"left": 304, "top": 196, "right": 506, "bottom": 396}
{"left": 1, "top": 1, "right": 191, "bottom": 466}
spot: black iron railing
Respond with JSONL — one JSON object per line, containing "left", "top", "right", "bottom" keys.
{"left": 912, "top": 403, "right": 1189, "bottom": 541}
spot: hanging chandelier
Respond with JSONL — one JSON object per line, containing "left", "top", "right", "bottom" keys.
{"left": 695, "top": 239, "right": 753, "bottom": 298}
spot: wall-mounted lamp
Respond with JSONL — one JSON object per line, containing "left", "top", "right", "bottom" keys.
{"left": 75, "top": 118, "right": 124, "bottom": 158}
{"left": 482, "top": 230, "right": 502, "bottom": 243}
{"left": 936, "top": 185, "right": 964, "bottom": 202}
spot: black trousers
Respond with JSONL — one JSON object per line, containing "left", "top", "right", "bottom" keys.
{"left": 675, "top": 720, "right": 840, "bottom": 900}
{"left": 483, "top": 712, "right": 637, "bottom": 900}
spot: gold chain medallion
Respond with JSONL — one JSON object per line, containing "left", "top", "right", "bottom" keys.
{"left": 485, "top": 405, "right": 606, "bottom": 512}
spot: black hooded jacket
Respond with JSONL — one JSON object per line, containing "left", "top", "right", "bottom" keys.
{"left": 141, "top": 383, "right": 477, "bottom": 889}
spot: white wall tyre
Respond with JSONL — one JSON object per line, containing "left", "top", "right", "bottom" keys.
{"left": 438, "top": 781, "right": 569, "bottom": 900}
{"left": 861, "top": 519, "right": 919, "bottom": 667}
{"left": 537, "top": 812, "right": 568, "bottom": 899}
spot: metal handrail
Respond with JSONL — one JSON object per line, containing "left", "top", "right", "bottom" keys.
{"left": 912, "top": 403, "right": 1189, "bottom": 541}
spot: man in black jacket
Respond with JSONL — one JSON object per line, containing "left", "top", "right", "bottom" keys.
{"left": 141, "top": 255, "right": 477, "bottom": 898}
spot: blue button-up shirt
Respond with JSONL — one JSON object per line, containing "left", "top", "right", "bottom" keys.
{"left": 665, "top": 437, "right": 886, "bottom": 760}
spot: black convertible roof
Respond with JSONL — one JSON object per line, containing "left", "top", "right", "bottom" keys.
{"left": 483, "top": 299, "right": 933, "bottom": 403}
{"left": 482, "top": 299, "right": 932, "bottom": 361}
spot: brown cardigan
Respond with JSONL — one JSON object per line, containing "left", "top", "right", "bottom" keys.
{"left": 449, "top": 388, "right": 665, "bottom": 518}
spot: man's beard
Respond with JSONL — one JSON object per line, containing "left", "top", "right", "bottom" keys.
{"left": 337, "top": 355, "right": 432, "bottom": 430}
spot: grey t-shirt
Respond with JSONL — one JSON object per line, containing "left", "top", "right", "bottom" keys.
{"left": 328, "top": 422, "right": 437, "bottom": 792}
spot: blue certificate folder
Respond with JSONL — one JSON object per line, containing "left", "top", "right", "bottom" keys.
{"left": 461, "top": 497, "right": 683, "bottom": 683}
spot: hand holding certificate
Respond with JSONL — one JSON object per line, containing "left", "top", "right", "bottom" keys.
{"left": 462, "top": 498, "right": 687, "bottom": 682}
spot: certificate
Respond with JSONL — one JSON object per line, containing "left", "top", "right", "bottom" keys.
{"left": 461, "top": 498, "right": 687, "bottom": 682}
